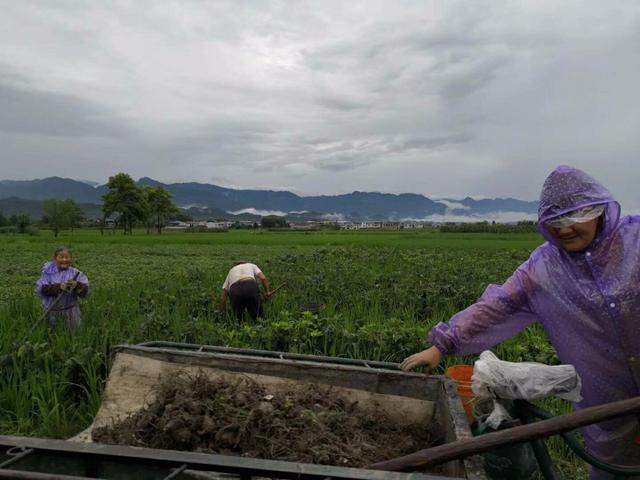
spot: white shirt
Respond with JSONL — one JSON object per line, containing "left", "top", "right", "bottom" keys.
{"left": 222, "top": 263, "right": 262, "bottom": 291}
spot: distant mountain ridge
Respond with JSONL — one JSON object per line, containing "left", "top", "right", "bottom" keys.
{"left": 0, "top": 196, "right": 103, "bottom": 219}
{"left": 0, "top": 177, "right": 539, "bottom": 220}
{"left": 0, "top": 177, "right": 102, "bottom": 203}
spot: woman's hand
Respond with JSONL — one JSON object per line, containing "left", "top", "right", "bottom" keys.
{"left": 63, "top": 280, "right": 78, "bottom": 292}
{"left": 400, "top": 346, "right": 443, "bottom": 372}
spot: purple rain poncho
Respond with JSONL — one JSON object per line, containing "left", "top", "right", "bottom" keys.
{"left": 428, "top": 166, "right": 640, "bottom": 479}
{"left": 35, "top": 261, "right": 90, "bottom": 330}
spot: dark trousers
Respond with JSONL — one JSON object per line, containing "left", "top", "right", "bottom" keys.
{"left": 229, "top": 280, "right": 263, "bottom": 320}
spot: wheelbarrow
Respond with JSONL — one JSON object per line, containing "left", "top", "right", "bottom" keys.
{"left": 2, "top": 344, "right": 637, "bottom": 479}
{"left": 81, "top": 343, "right": 640, "bottom": 479}
{"left": 70, "top": 341, "right": 488, "bottom": 479}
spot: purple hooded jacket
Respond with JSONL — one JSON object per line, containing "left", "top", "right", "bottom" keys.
{"left": 428, "top": 166, "right": 640, "bottom": 478}
{"left": 35, "top": 261, "right": 90, "bottom": 328}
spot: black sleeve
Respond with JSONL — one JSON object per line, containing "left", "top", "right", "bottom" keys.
{"left": 76, "top": 283, "right": 89, "bottom": 297}
{"left": 41, "top": 284, "right": 62, "bottom": 296}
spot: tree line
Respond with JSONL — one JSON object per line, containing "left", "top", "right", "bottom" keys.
{"left": 438, "top": 220, "right": 538, "bottom": 234}
{"left": 0, "top": 212, "right": 34, "bottom": 234}
{"left": 0, "top": 173, "right": 181, "bottom": 236}
{"left": 1, "top": 172, "right": 296, "bottom": 236}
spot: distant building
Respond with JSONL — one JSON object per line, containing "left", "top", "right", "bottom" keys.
{"left": 341, "top": 221, "right": 429, "bottom": 230}
{"left": 104, "top": 214, "right": 119, "bottom": 228}
{"left": 341, "top": 222, "right": 360, "bottom": 230}
{"left": 290, "top": 221, "right": 322, "bottom": 230}
{"left": 165, "top": 221, "right": 190, "bottom": 230}
{"left": 401, "top": 222, "right": 420, "bottom": 229}
{"left": 186, "top": 220, "right": 233, "bottom": 231}
{"left": 205, "top": 221, "right": 233, "bottom": 230}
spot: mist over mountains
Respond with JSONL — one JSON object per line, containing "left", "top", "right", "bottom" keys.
{"left": 0, "top": 177, "right": 539, "bottom": 221}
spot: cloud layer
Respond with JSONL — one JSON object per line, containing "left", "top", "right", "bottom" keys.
{"left": 1, "top": 1, "right": 639, "bottom": 207}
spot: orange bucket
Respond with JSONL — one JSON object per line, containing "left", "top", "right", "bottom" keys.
{"left": 446, "top": 365, "right": 476, "bottom": 425}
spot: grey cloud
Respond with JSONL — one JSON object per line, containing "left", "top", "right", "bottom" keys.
{"left": 0, "top": 79, "right": 128, "bottom": 137}
{"left": 0, "top": 1, "right": 638, "bottom": 207}
{"left": 314, "top": 95, "right": 369, "bottom": 112}
{"left": 385, "top": 134, "right": 471, "bottom": 153}
{"left": 437, "top": 56, "right": 511, "bottom": 100}
{"left": 313, "top": 157, "right": 370, "bottom": 172}
{"left": 302, "top": 19, "right": 515, "bottom": 109}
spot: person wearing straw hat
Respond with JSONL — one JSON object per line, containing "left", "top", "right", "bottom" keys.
{"left": 220, "top": 262, "right": 272, "bottom": 320}
{"left": 401, "top": 166, "right": 640, "bottom": 479}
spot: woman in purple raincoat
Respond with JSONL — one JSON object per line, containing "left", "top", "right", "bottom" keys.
{"left": 401, "top": 165, "right": 640, "bottom": 479}
{"left": 35, "top": 247, "right": 90, "bottom": 330}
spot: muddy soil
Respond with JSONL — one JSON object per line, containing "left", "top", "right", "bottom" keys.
{"left": 93, "top": 373, "right": 436, "bottom": 467}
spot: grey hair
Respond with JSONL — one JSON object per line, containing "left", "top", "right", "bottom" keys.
{"left": 53, "top": 246, "right": 71, "bottom": 258}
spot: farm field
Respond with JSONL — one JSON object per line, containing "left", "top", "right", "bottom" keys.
{"left": 0, "top": 229, "right": 586, "bottom": 477}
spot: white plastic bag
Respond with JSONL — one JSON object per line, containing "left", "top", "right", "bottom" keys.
{"left": 472, "top": 351, "right": 583, "bottom": 402}
{"left": 470, "top": 351, "right": 582, "bottom": 429}
{"left": 483, "top": 399, "right": 512, "bottom": 430}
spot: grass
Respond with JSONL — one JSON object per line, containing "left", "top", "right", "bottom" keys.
{"left": 0, "top": 228, "right": 587, "bottom": 477}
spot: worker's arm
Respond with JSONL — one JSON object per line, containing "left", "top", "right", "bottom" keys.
{"left": 220, "top": 289, "right": 228, "bottom": 308}
{"left": 402, "top": 259, "right": 537, "bottom": 372}
{"left": 256, "top": 272, "right": 271, "bottom": 297}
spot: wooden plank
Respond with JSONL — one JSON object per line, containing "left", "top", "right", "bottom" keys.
{"left": 439, "top": 379, "right": 487, "bottom": 480}
{"left": 114, "top": 345, "right": 445, "bottom": 399}
{"left": 92, "top": 353, "right": 436, "bottom": 432}
{"left": 0, "top": 470, "right": 103, "bottom": 480}
{"left": 369, "top": 395, "right": 640, "bottom": 471}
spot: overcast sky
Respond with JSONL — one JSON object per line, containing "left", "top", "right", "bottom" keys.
{"left": 1, "top": 1, "right": 639, "bottom": 205}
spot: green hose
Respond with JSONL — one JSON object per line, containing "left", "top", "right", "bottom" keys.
{"left": 522, "top": 402, "right": 640, "bottom": 477}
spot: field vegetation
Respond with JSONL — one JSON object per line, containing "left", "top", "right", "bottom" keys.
{"left": 0, "top": 228, "right": 586, "bottom": 477}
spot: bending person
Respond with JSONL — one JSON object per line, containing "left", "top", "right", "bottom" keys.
{"left": 220, "top": 262, "right": 271, "bottom": 320}
{"left": 401, "top": 165, "right": 640, "bottom": 480}
{"left": 35, "top": 246, "right": 90, "bottom": 330}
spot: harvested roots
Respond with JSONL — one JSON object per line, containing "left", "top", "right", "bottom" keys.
{"left": 93, "top": 373, "right": 435, "bottom": 467}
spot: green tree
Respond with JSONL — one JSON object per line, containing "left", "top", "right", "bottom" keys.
{"left": 173, "top": 211, "right": 193, "bottom": 223}
{"left": 102, "top": 173, "right": 147, "bottom": 234}
{"left": 261, "top": 215, "right": 289, "bottom": 229}
{"left": 43, "top": 199, "right": 84, "bottom": 237}
{"left": 139, "top": 186, "right": 153, "bottom": 234}
{"left": 0, "top": 211, "right": 7, "bottom": 227}
{"left": 65, "top": 199, "right": 84, "bottom": 232}
{"left": 15, "top": 214, "right": 31, "bottom": 234}
{"left": 144, "top": 186, "right": 179, "bottom": 234}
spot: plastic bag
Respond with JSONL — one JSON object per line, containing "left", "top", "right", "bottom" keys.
{"left": 484, "top": 400, "right": 513, "bottom": 430}
{"left": 472, "top": 351, "right": 583, "bottom": 402}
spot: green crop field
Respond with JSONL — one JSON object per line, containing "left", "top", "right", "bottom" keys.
{"left": 0, "top": 229, "right": 587, "bottom": 478}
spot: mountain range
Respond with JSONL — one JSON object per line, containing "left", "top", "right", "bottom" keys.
{"left": 0, "top": 177, "right": 539, "bottom": 221}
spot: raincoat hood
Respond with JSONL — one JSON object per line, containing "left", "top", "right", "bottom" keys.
{"left": 42, "top": 261, "right": 60, "bottom": 275}
{"left": 41, "top": 261, "right": 75, "bottom": 275}
{"left": 537, "top": 165, "right": 620, "bottom": 245}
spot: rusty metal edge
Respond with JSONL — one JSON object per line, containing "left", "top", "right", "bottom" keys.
{"left": 441, "top": 378, "right": 487, "bottom": 480}
{"left": 0, "top": 436, "right": 450, "bottom": 480}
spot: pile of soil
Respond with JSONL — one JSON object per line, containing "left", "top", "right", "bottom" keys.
{"left": 92, "top": 373, "right": 435, "bottom": 467}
